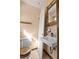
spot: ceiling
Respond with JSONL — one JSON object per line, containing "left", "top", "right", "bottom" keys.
{"left": 21, "top": 0, "right": 45, "bottom": 9}
{"left": 21, "top": 0, "right": 53, "bottom": 9}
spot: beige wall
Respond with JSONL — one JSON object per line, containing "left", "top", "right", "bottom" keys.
{"left": 48, "top": 24, "right": 57, "bottom": 39}
{"left": 20, "top": 2, "right": 40, "bottom": 40}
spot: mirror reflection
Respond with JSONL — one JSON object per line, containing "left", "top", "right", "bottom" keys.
{"left": 48, "top": 1, "right": 57, "bottom": 24}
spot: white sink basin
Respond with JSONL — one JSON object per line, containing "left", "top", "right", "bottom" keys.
{"left": 42, "top": 36, "right": 57, "bottom": 47}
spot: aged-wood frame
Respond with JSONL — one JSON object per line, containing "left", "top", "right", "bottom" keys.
{"left": 44, "top": 0, "right": 57, "bottom": 36}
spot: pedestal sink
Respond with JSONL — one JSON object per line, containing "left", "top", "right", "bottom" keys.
{"left": 42, "top": 36, "right": 57, "bottom": 48}
{"left": 41, "top": 36, "right": 57, "bottom": 59}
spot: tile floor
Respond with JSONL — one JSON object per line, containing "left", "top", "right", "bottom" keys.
{"left": 20, "top": 51, "right": 51, "bottom": 59}
{"left": 43, "top": 51, "right": 50, "bottom": 59}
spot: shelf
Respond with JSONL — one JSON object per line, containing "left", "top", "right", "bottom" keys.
{"left": 20, "top": 21, "right": 32, "bottom": 24}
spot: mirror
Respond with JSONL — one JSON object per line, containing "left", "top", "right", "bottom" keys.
{"left": 44, "top": 0, "right": 57, "bottom": 36}
{"left": 47, "top": 0, "right": 57, "bottom": 26}
{"left": 48, "top": 3, "right": 56, "bottom": 23}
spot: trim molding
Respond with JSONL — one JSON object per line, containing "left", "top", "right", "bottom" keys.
{"left": 20, "top": 21, "right": 32, "bottom": 24}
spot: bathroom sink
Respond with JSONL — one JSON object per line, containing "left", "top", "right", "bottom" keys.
{"left": 42, "top": 36, "right": 57, "bottom": 47}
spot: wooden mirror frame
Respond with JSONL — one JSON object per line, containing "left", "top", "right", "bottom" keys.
{"left": 44, "top": 0, "right": 57, "bottom": 36}
{"left": 47, "top": 0, "right": 57, "bottom": 26}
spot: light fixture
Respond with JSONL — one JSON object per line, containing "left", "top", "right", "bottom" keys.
{"left": 54, "top": 17, "right": 56, "bottom": 21}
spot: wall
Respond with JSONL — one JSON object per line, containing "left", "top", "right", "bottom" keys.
{"left": 20, "top": 1, "right": 40, "bottom": 40}
{"left": 48, "top": 24, "right": 57, "bottom": 40}
{"left": 37, "top": 8, "right": 45, "bottom": 59}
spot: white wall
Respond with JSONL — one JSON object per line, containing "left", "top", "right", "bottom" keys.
{"left": 37, "top": 8, "right": 45, "bottom": 59}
